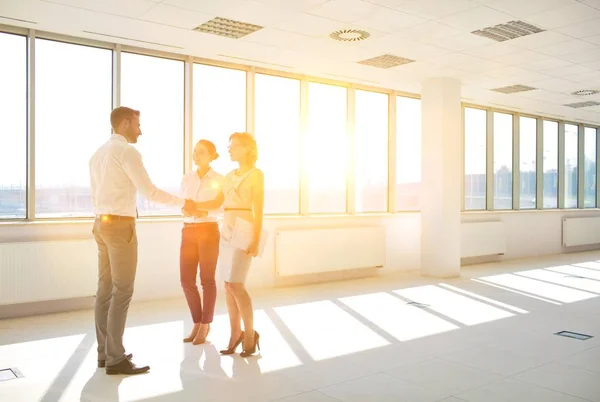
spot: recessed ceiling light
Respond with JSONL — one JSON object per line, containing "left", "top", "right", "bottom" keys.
{"left": 472, "top": 20, "right": 544, "bottom": 42}
{"left": 193, "top": 17, "right": 263, "bottom": 39}
{"left": 330, "top": 29, "right": 370, "bottom": 42}
{"left": 358, "top": 54, "right": 414, "bottom": 68}
{"left": 572, "top": 89, "right": 600, "bottom": 96}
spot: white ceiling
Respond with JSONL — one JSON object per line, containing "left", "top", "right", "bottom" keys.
{"left": 3, "top": 0, "right": 600, "bottom": 123}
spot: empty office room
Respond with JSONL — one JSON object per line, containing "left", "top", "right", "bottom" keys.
{"left": 3, "top": 0, "right": 600, "bottom": 401}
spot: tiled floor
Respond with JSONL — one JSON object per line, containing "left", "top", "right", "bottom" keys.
{"left": 2, "top": 251, "right": 600, "bottom": 401}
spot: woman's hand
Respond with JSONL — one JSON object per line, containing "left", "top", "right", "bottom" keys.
{"left": 246, "top": 240, "right": 259, "bottom": 257}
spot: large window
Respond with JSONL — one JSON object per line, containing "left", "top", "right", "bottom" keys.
{"left": 584, "top": 127, "right": 597, "bottom": 208}
{"left": 193, "top": 64, "right": 246, "bottom": 176}
{"left": 0, "top": 33, "right": 27, "bottom": 219}
{"left": 564, "top": 123, "right": 579, "bottom": 209}
{"left": 493, "top": 112, "right": 513, "bottom": 209}
{"left": 464, "top": 108, "right": 487, "bottom": 210}
{"left": 307, "top": 82, "right": 347, "bottom": 213}
{"left": 355, "top": 90, "right": 388, "bottom": 212}
{"left": 396, "top": 97, "right": 421, "bottom": 211}
{"left": 543, "top": 121, "right": 559, "bottom": 209}
{"left": 35, "top": 39, "right": 112, "bottom": 218}
{"left": 121, "top": 53, "right": 184, "bottom": 216}
{"left": 520, "top": 117, "right": 537, "bottom": 209}
{"left": 254, "top": 74, "right": 300, "bottom": 214}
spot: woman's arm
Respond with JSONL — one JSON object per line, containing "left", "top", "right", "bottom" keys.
{"left": 247, "top": 170, "right": 264, "bottom": 256}
{"left": 193, "top": 191, "right": 224, "bottom": 211}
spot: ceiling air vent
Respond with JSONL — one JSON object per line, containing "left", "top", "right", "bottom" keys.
{"left": 472, "top": 20, "right": 544, "bottom": 42}
{"left": 572, "top": 89, "right": 600, "bottom": 96}
{"left": 564, "top": 101, "right": 600, "bottom": 108}
{"left": 193, "top": 17, "right": 263, "bottom": 39}
{"left": 330, "top": 29, "right": 370, "bottom": 42}
{"left": 491, "top": 84, "right": 536, "bottom": 94}
{"left": 358, "top": 54, "right": 414, "bottom": 69}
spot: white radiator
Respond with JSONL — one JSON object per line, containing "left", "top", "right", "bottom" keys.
{"left": 563, "top": 217, "right": 600, "bottom": 247}
{"left": 0, "top": 240, "right": 97, "bottom": 305}
{"left": 461, "top": 221, "right": 506, "bottom": 258}
{"left": 275, "top": 227, "right": 386, "bottom": 277}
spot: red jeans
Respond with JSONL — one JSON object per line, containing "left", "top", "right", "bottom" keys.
{"left": 180, "top": 222, "right": 220, "bottom": 324}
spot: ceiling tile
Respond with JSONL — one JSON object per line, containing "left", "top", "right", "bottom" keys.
{"left": 254, "top": 0, "right": 329, "bottom": 12}
{"left": 528, "top": 77, "right": 584, "bottom": 93}
{"left": 463, "top": 42, "right": 521, "bottom": 58}
{"left": 576, "top": 0, "right": 600, "bottom": 10}
{"left": 455, "top": 58, "right": 506, "bottom": 73}
{"left": 583, "top": 33, "right": 600, "bottom": 45}
{"left": 485, "top": 66, "right": 549, "bottom": 82}
{"left": 43, "top": 0, "right": 157, "bottom": 18}
{"left": 427, "top": 52, "right": 484, "bottom": 67}
{"left": 555, "top": 17, "right": 600, "bottom": 38}
{"left": 558, "top": 48, "right": 600, "bottom": 63}
{"left": 398, "top": 21, "right": 464, "bottom": 40}
{"left": 479, "top": 0, "right": 575, "bottom": 18}
{"left": 363, "top": 0, "right": 408, "bottom": 6}
{"left": 423, "top": 32, "right": 494, "bottom": 51}
{"left": 140, "top": 4, "right": 213, "bottom": 29}
{"left": 533, "top": 39, "right": 600, "bottom": 57}
{"left": 394, "top": 0, "right": 478, "bottom": 20}
{"left": 364, "top": 33, "right": 452, "bottom": 60}
{"left": 498, "top": 50, "right": 547, "bottom": 65}
{"left": 163, "top": 0, "right": 241, "bottom": 14}
{"left": 525, "top": 2, "right": 600, "bottom": 29}
{"left": 308, "top": 0, "right": 384, "bottom": 23}
{"left": 518, "top": 57, "right": 575, "bottom": 72}
{"left": 437, "top": 6, "right": 513, "bottom": 32}
{"left": 509, "top": 31, "right": 572, "bottom": 49}
{"left": 582, "top": 59, "right": 600, "bottom": 69}
{"left": 356, "top": 8, "right": 427, "bottom": 33}
{"left": 275, "top": 13, "right": 350, "bottom": 36}
{"left": 544, "top": 64, "right": 595, "bottom": 78}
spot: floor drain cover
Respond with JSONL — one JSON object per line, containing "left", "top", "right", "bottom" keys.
{"left": 0, "top": 368, "right": 23, "bottom": 382}
{"left": 407, "top": 302, "right": 430, "bottom": 308}
{"left": 555, "top": 331, "right": 593, "bottom": 340}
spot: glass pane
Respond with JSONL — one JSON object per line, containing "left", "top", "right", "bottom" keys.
{"left": 464, "top": 108, "right": 487, "bottom": 210}
{"left": 193, "top": 64, "right": 246, "bottom": 176}
{"left": 121, "top": 53, "right": 184, "bottom": 216}
{"left": 254, "top": 74, "right": 300, "bottom": 214}
{"left": 396, "top": 97, "right": 421, "bottom": 211}
{"left": 585, "top": 127, "right": 596, "bottom": 208}
{"left": 564, "top": 123, "right": 578, "bottom": 209}
{"left": 307, "top": 82, "right": 347, "bottom": 213}
{"left": 543, "top": 121, "right": 558, "bottom": 209}
{"left": 35, "top": 39, "right": 112, "bottom": 218}
{"left": 355, "top": 90, "right": 388, "bottom": 213}
{"left": 519, "top": 117, "right": 537, "bottom": 209}
{"left": 493, "top": 112, "right": 513, "bottom": 209}
{"left": 0, "top": 33, "right": 27, "bottom": 219}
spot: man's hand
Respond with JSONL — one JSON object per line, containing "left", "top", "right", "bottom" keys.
{"left": 183, "top": 199, "right": 208, "bottom": 218}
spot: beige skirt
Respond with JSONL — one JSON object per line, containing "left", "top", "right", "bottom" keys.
{"left": 218, "top": 211, "right": 253, "bottom": 283}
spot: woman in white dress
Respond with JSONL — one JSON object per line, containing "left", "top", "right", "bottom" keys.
{"left": 219, "top": 132, "right": 264, "bottom": 357}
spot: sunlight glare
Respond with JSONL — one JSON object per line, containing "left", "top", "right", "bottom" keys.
{"left": 394, "top": 285, "right": 514, "bottom": 326}
{"left": 338, "top": 292, "right": 458, "bottom": 341}
{"left": 479, "top": 273, "right": 596, "bottom": 303}
{"left": 274, "top": 300, "right": 389, "bottom": 361}
{"left": 438, "top": 283, "right": 528, "bottom": 314}
{"left": 516, "top": 269, "right": 600, "bottom": 294}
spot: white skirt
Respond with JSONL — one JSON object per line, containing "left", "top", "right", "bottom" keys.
{"left": 218, "top": 241, "right": 252, "bottom": 283}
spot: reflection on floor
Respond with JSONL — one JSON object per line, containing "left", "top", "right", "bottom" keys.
{"left": 2, "top": 251, "right": 600, "bottom": 402}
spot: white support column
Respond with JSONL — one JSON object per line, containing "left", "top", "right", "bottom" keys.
{"left": 420, "top": 78, "right": 462, "bottom": 278}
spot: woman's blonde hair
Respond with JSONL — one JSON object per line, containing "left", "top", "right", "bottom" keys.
{"left": 229, "top": 132, "right": 258, "bottom": 165}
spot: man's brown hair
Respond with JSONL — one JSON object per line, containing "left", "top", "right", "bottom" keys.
{"left": 110, "top": 107, "right": 140, "bottom": 132}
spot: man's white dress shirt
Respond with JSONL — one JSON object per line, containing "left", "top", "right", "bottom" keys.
{"left": 90, "top": 134, "right": 183, "bottom": 217}
{"left": 180, "top": 168, "right": 224, "bottom": 223}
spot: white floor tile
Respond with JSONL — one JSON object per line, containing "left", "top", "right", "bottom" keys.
{"left": 385, "top": 358, "right": 502, "bottom": 395}
{"left": 513, "top": 362, "right": 600, "bottom": 402}
{"left": 1, "top": 251, "right": 600, "bottom": 402}
{"left": 319, "top": 373, "right": 448, "bottom": 402}
{"left": 456, "top": 378, "right": 589, "bottom": 402}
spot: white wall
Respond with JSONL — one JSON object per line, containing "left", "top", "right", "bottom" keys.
{"left": 2, "top": 209, "right": 600, "bottom": 306}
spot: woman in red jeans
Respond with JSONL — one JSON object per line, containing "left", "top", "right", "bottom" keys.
{"left": 180, "top": 139, "right": 224, "bottom": 344}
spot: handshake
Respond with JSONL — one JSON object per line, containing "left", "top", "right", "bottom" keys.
{"left": 182, "top": 199, "right": 209, "bottom": 218}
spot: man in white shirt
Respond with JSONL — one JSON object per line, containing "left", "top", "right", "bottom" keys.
{"left": 90, "top": 106, "right": 190, "bottom": 375}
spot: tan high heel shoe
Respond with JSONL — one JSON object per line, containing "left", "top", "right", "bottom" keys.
{"left": 240, "top": 331, "right": 260, "bottom": 357}
{"left": 220, "top": 331, "right": 245, "bottom": 355}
